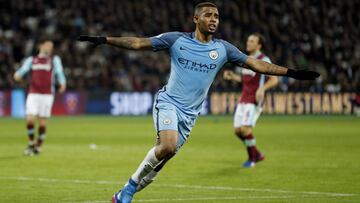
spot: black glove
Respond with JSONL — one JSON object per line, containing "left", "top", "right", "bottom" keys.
{"left": 286, "top": 69, "right": 320, "bottom": 80}
{"left": 77, "top": 35, "right": 107, "bottom": 46}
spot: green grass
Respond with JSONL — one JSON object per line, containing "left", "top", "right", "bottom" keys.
{"left": 0, "top": 115, "right": 359, "bottom": 203}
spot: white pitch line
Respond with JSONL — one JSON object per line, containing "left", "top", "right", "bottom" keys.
{"left": 0, "top": 176, "right": 357, "bottom": 198}
{"left": 66, "top": 195, "right": 350, "bottom": 203}
{"left": 159, "top": 183, "right": 355, "bottom": 197}
{"left": 0, "top": 176, "right": 115, "bottom": 185}
{"left": 132, "top": 195, "right": 337, "bottom": 202}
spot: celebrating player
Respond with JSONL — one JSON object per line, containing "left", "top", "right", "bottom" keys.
{"left": 78, "top": 2, "right": 319, "bottom": 202}
{"left": 223, "top": 33, "right": 279, "bottom": 168}
{"left": 14, "top": 39, "right": 66, "bottom": 155}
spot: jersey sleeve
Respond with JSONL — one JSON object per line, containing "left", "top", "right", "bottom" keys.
{"left": 262, "top": 56, "right": 272, "bottom": 63}
{"left": 150, "top": 32, "right": 182, "bottom": 51}
{"left": 221, "top": 40, "right": 248, "bottom": 65}
{"left": 53, "top": 55, "right": 66, "bottom": 85}
{"left": 14, "top": 56, "right": 33, "bottom": 78}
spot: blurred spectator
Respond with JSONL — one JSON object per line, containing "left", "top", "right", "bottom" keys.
{"left": 0, "top": 0, "right": 359, "bottom": 92}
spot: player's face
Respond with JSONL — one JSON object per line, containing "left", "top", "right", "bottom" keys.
{"left": 246, "top": 35, "right": 261, "bottom": 53}
{"left": 194, "top": 7, "right": 219, "bottom": 35}
{"left": 40, "top": 41, "right": 54, "bottom": 55}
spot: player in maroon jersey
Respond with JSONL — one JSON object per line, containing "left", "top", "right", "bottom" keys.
{"left": 224, "top": 33, "right": 279, "bottom": 167}
{"left": 14, "top": 39, "right": 66, "bottom": 155}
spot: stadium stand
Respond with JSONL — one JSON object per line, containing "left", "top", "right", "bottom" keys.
{"left": 1, "top": 0, "right": 359, "bottom": 93}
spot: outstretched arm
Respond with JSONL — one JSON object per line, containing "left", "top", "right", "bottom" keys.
{"left": 223, "top": 40, "right": 319, "bottom": 80}
{"left": 106, "top": 37, "right": 152, "bottom": 50}
{"left": 77, "top": 35, "right": 152, "bottom": 50}
{"left": 245, "top": 57, "right": 319, "bottom": 80}
{"left": 245, "top": 57, "right": 287, "bottom": 76}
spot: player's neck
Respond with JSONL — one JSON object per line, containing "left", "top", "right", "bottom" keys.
{"left": 38, "top": 52, "right": 50, "bottom": 58}
{"left": 250, "top": 50, "right": 261, "bottom": 57}
{"left": 194, "top": 29, "right": 213, "bottom": 43}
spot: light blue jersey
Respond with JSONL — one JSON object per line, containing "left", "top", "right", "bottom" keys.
{"left": 150, "top": 32, "right": 248, "bottom": 146}
{"left": 151, "top": 32, "right": 248, "bottom": 116}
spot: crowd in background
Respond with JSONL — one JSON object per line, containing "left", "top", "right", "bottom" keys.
{"left": 1, "top": 0, "right": 359, "bottom": 93}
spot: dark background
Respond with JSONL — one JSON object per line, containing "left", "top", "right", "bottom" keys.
{"left": 1, "top": 0, "right": 359, "bottom": 93}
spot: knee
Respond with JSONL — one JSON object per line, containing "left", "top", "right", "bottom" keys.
{"left": 157, "top": 143, "right": 176, "bottom": 158}
{"left": 26, "top": 116, "right": 35, "bottom": 125}
{"left": 234, "top": 128, "right": 242, "bottom": 137}
{"left": 39, "top": 118, "right": 47, "bottom": 126}
{"left": 161, "top": 143, "right": 177, "bottom": 155}
{"left": 235, "top": 127, "right": 252, "bottom": 137}
{"left": 39, "top": 121, "right": 46, "bottom": 127}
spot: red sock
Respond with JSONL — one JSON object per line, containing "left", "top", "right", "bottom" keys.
{"left": 244, "top": 133, "right": 257, "bottom": 162}
{"left": 37, "top": 126, "right": 46, "bottom": 147}
{"left": 27, "top": 123, "right": 35, "bottom": 145}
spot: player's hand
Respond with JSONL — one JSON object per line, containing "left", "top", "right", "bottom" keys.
{"left": 77, "top": 35, "right": 107, "bottom": 46}
{"left": 13, "top": 74, "right": 22, "bottom": 82}
{"left": 223, "top": 70, "right": 234, "bottom": 80}
{"left": 255, "top": 86, "right": 265, "bottom": 104}
{"left": 286, "top": 69, "right": 320, "bottom": 80}
{"left": 58, "top": 84, "right": 66, "bottom": 94}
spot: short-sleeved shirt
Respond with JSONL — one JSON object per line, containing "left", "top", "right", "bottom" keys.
{"left": 15, "top": 55, "right": 66, "bottom": 94}
{"left": 150, "top": 32, "right": 248, "bottom": 116}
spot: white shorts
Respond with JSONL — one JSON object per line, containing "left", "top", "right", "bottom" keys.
{"left": 26, "top": 93, "right": 54, "bottom": 118}
{"left": 233, "top": 103, "right": 262, "bottom": 127}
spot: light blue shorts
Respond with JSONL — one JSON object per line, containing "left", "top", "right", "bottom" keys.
{"left": 153, "top": 100, "right": 197, "bottom": 151}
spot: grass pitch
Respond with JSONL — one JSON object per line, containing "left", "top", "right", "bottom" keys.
{"left": 0, "top": 115, "right": 359, "bottom": 202}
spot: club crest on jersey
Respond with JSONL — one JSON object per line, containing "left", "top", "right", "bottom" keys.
{"left": 209, "top": 50, "right": 218, "bottom": 60}
{"left": 163, "top": 118, "right": 172, "bottom": 125}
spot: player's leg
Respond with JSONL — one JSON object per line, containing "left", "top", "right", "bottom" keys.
{"left": 35, "top": 117, "right": 47, "bottom": 154}
{"left": 113, "top": 102, "right": 179, "bottom": 203}
{"left": 238, "top": 125, "right": 264, "bottom": 167}
{"left": 233, "top": 103, "right": 246, "bottom": 143}
{"left": 252, "top": 105, "right": 265, "bottom": 163}
{"left": 132, "top": 105, "right": 180, "bottom": 183}
{"left": 234, "top": 103, "right": 264, "bottom": 167}
{"left": 136, "top": 153, "right": 175, "bottom": 192}
{"left": 131, "top": 130, "right": 177, "bottom": 184}
{"left": 113, "top": 130, "right": 178, "bottom": 203}
{"left": 238, "top": 125, "right": 256, "bottom": 167}
{"left": 24, "top": 114, "right": 36, "bottom": 155}
{"left": 24, "top": 94, "right": 37, "bottom": 156}
{"left": 136, "top": 112, "right": 193, "bottom": 192}
{"left": 34, "top": 94, "right": 53, "bottom": 154}
{"left": 136, "top": 131, "right": 186, "bottom": 192}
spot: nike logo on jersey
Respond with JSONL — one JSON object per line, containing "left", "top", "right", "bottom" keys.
{"left": 180, "top": 46, "right": 186, "bottom": 50}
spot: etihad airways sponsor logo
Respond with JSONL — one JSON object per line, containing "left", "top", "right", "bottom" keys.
{"left": 178, "top": 57, "right": 217, "bottom": 73}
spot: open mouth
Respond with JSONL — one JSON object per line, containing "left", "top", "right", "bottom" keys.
{"left": 209, "top": 24, "right": 216, "bottom": 30}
